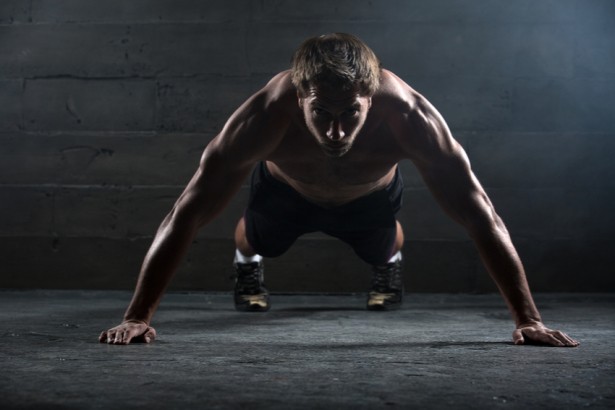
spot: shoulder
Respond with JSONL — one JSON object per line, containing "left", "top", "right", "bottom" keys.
{"left": 373, "top": 69, "right": 426, "bottom": 118}
{"left": 208, "top": 71, "right": 297, "bottom": 162}
{"left": 250, "top": 70, "right": 298, "bottom": 114}
{"left": 374, "top": 69, "right": 457, "bottom": 162}
{"left": 221, "top": 70, "right": 298, "bottom": 132}
{"left": 372, "top": 70, "right": 440, "bottom": 135}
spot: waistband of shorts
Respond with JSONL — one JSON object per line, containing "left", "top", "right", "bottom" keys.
{"left": 256, "top": 161, "right": 403, "bottom": 212}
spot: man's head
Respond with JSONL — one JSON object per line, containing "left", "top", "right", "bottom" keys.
{"left": 291, "top": 33, "right": 381, "bottom": 157}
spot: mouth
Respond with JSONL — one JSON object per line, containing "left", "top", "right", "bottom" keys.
{"left": 321, "top": 142, "right": 351, "bottom": 157}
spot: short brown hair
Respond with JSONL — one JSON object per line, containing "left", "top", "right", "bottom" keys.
{"left": 291, "top": 33, "right": 381, "bottom": 96}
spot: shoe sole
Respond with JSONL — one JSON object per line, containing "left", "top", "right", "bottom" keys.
{"left": 367, "top": 290, "right": 403, "bottom": 311}
{"left": 234, "top": 294, "right": 271, "bottom": 312}
{"left": 366, "top": 302, "right": 402, "bottom": 311}
{"left": 235, "top": 303, "right": 271, "bottom": 312}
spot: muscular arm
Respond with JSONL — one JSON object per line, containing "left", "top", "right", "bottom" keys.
{"left": 100, "top": 77, "right": 290, "bottom": 344}
{"left": 388, "top": 84, "right": 578, "bottom": 347}
{"left": 124, "top": 148, "right": 254, "bottom": 323}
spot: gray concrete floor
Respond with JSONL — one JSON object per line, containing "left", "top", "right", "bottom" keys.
{"left": 0, "top": 291, "right": 613, "bottom": 409}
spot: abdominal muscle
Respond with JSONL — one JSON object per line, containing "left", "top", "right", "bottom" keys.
{"left": 266, "top": 161, "right": 397, "bottom": 208}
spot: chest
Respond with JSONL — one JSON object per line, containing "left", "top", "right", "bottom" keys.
{"left": 266, "top": 122, "right": 403, "bottom": 186}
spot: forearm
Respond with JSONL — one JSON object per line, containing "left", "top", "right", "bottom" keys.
{"left": 469, "top": 222, "right": 542, "bottom": 327}
{"left": 123, "top": 213, "right": 199, "bottom": 324}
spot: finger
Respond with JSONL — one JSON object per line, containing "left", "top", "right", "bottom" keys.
{"left": 512, "top": 329, "right": 525, "bottom": 345}
{"left": 556, "top": 332, "right": 580, "bottom": 347}
{"left": 562, "top": 333, "right": 579, "bottom": 346}
{"left": 99, "top": 331, "right": 108, "bottom": 343}
{"left": 547, "top": 330, "right": 579, "bottom": 347}
{"left": 121, "top": 330, "right": 133, "bottom": 345}
{"left": 119, "top": 330, "right": 130, "bottom": 345}
{"left": 551, "top": 330, "right": 569, "bottom": 344}
{"left": 529, "top": 330, "right": 564, "bottom": 347}
{"left": 143, "top": 327, "right": 156, "bottom": 343}
{"left": 566, "top": 337, "right": 580, "bottom": 347}
{"left": 545, "top": 333, "right": 565, "bottom": 347}
{"left": 113, "top": 330, "right": 124, "bottom": 344}
{"left": 132, "top": 326, "right": 156, "bottom": 343}
{"left": 530, "top": 332, "right": 563, "bottom": 346}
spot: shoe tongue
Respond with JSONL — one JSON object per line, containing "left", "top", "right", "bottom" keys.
{"left": 238, "top": 264, "right": 261, "bottom": 278}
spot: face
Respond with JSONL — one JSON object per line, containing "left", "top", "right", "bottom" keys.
{"left": 299, "top": 84, "right": 372, "bottom": 158}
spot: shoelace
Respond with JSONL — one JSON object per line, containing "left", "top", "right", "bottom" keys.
{"left": 372, "top": 265, "right": 394, "bottom": 291}
{"left": 236, "top": 264, "right": 263, "bottom": 292}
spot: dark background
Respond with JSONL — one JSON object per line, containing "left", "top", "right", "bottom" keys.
{"left": 1, "top": 0, "right": 614, "bottom": 292}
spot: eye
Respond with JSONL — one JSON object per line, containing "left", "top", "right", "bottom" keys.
{"left": 345, "top": 108, "right": 359, "bottom": 117}
{"left": 312, "top": 108, "right": 330, "bottom": 119}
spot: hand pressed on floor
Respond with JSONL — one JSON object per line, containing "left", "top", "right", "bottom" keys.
{"left": 99, "top": 320, "right": 157, "bottom": 345}
{"left": 512, "top": 322, "right": 579, "bottom": 347}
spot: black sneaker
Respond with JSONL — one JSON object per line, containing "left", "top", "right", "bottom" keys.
{"left": 367, "top": 259, "right": 404, "bottom": 311}
{"left": 233, "top": 261, "right": 270, "bottom": 312}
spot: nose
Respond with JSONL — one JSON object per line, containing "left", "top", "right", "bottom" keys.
{"left": 326, "top": 120, "right": 345, "bottom": 141}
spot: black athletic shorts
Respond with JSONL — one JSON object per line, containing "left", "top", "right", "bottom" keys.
{"left": 244, "top": 162, "right": 403, "bottom": 266}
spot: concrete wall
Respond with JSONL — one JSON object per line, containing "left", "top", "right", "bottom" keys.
{"left": 1, "top": 0, "right": 614, "bottom": 292}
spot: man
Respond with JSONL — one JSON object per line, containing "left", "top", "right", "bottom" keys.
{"left": 100, "top": 33, "right": 579, "bottom": 347}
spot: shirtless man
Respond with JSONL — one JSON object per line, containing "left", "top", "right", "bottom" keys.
{"left": 99, "top": 33, "right": 579, "bottom": 347}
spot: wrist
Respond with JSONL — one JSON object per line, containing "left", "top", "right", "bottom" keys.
{"left": 122, "top": 314, "right": 151, "bottom": 326}
{"left": 515, "top": 317, "right": 542, "bottom": 328}
{"left": 510, "top": 297, "right": 542, "bottom": 328}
